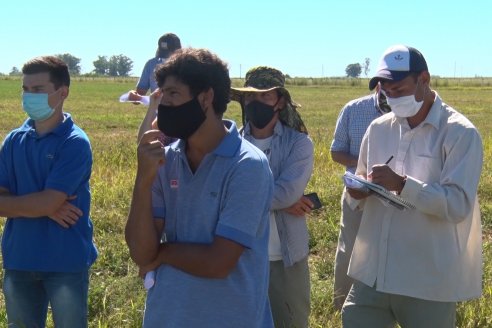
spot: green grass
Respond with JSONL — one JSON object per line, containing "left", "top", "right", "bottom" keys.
{"left": 0, "top": 76, "right": 491, "bottom": 327}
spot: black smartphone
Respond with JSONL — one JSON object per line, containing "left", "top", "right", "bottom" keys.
{"left": 304, "top": 192, "right": 322, "bottom": 210}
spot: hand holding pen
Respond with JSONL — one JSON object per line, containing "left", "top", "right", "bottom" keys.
{"left": 369, "top": 155, "right": 407, "bottom": 192}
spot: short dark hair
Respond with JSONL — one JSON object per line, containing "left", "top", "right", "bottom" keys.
{"left": 155, "top": 48, "right": 231, "bottom": 115}
{"left": 22, "top": 56, "right": 70, "bottom": 89}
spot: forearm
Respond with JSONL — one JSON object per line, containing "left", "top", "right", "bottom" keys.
{"left": 0, "top": 191, "right": 65, "bottom": 218}
{"left": 125, "top": 178, "right": 161, "bottom": 266}
{"left": 331, "top": 151, "right": 358, "bottom": 168}
{"left": 137, "top": 108, "right": 158, "bottom": 143}
{"left": 156, "top": 237, "right": 244, "bottom": 279}
{"left": 271, "top": 138, "right": 314, "bottom": 210}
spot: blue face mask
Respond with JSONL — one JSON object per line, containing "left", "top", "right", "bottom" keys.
{"left": 22, "top": 91, "right": 59, "bottom": 121}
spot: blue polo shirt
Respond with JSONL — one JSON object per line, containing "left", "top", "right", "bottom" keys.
{"left": 145, "top": 120, "right": 274, "bottom": 327}
{"left": 136, "top": 57, "right": 165, "bottom": 93}
{"left": 0, "top": 114, "right": 97, "bottom": 272}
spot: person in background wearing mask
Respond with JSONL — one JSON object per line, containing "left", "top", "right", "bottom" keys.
{"left": 342, "top": 45, "right": 483, "bottom": 328}
{"left": 129, "top": 33, "right": 182, "bottom": 143}
{"left": 125, "top": 48, "right": 275, "bottom": 327}
{"left": 0, "top": 56, "right": 97, "bottom": 327}
{"left": 231, "top": 66, "right": 314, "bottom": 328}
{"left": 330, "top": 83, "right": 390, "bottom": 311}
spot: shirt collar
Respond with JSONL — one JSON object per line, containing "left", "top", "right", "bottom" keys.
{"left": 392, "top": 91, "right": 442, "bottom": 130}
{"left": 421, "top": 91, "right": 442, "bottom": 129}
{"left": 172, "top": 119, "right": 242, "bottom": 158}
{"left": 243, "top": 120, "right": 284, "bottom": 137}
{"left": 19, "top": 113, "right": 74, "bottom": 137}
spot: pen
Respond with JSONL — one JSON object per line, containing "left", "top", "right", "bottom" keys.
{"left": 385, "top": 155, "right": 394, "bottom": 165}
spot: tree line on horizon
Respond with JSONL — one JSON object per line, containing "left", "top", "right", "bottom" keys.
{"left": 6, "top": 53, "right": 134, "bottom": 77}
{"left": 5, "top": 53, "right": 374, "bottom": 79}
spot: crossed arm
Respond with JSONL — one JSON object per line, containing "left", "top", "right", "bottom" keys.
{"left": 0, "top": 186, "right": 82, "bottom": 228}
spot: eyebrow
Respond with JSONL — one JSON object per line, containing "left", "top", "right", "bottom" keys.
{"left": 162, "top": 86, "right": 178, "bottom": 92}
{"left": 22, "top": 84, "right": 47, "bottom": 90}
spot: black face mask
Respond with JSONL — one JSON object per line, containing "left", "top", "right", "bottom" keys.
{"left": 245, "top": 100, "right": 276, "bottom": 129}
{"left": 157, "top": 97, "right": 206, "bottom": 139}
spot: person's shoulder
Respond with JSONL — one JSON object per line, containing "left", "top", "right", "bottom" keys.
{"left": 441, "top": 103, "right": 481, "bottom": 139}
{"left": 146, "top": 57, "right": 160, "bottom": 65}
{"left": 239, "top": 137, "right": 267, "bottom": 159}
{"left": 281, "top": 125, "right": 313, "bottom": 147}
{"left": 65, "top": 118, "right": 90, "bottom": 141}
{"left": 238, "top": 137, "right": 271, "bottom": 165}
{"left": 344, "top": 93, "right": 374, "bottom": 109}
{"left": 2, "top": 121, "right": 31, "bottom": 143}
{"left": 60, "top": 120, "right": 92, "bottom": 153}
{"left": 364, "top": 112, "right": 393, "bottom": 133}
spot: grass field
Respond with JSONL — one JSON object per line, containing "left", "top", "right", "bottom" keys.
{"left": 0, "top": 76, "right": 491, "bottom": 327}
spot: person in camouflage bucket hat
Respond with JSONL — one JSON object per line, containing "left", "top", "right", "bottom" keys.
{"left": 231, "top": 66, "right": 308, "bottom": 134}
{"left": 231, "top": 66, "right": 314, "bottom": 328}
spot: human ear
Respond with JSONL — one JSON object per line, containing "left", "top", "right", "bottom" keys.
{"left": 60, "top": 86, "right": 69, "bottom": 100}
{"left": 200, "top": 88, "right": 214, "bottom": 110}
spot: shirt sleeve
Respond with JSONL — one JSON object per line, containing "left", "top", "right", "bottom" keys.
{"left": 136, "top": 59, "right": 154, "bottom": 91}
{"left": 215, "top": 155, "right": 273, "bottom": 249}
{"left": 331, "top": 104, "right": 350, "bottom": 152}
{"left": 271, "top": 134, "right": 314, "bottom": 210}
{"left": 402, "top": 125, "right": 483, "bottom": 223}
{"left": 0, "top": 134, "right": 12, "bottom": 189}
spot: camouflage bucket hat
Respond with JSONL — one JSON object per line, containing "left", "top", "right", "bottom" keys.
{"left": 231, "top": 66, "right": 307, "bottom": 134}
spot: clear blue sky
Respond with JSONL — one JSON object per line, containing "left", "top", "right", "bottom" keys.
{"left": 1, "top": 0, "right": 491, "bottom": 78}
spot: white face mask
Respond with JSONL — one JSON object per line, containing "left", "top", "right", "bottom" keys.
{"left": 386, "top": 95, "right": 423, "bottom": 118}
{"left": 385, "top": 81, "right": 423, "bottom": 118}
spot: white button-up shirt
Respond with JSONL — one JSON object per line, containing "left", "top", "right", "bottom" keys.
{"left": 348, "top": 92, "right": 483, "bottom": 302}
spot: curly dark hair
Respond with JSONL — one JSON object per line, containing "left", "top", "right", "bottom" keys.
{"left": 155, "top": 48, "right": 231, "bottom": 115}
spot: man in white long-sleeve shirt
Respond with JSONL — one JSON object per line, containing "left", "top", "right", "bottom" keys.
{"left": 342, "top": 45, "right": 483, "bottom": 328}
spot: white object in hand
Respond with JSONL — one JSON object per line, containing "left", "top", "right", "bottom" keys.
{"left": 144, "top": 270, "right": 156, "bottom": 290}
{"left": 119, "top": 92, "right": 150, "bottom": 106}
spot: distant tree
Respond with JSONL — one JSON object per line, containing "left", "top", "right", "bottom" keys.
{"left": 108, "top": 54, "right": 133, "bottom": 76}
{"left": 56, "top": 53, "right": 81, "bottom": 75}
{"left": 345, "top": 63, "right": 362, "bottom": 78}
{"left": 9, "top": 66, "right": 21, "bottom": 76}
{"left": 93, "top": 56, "right": 109, "bottom": 75}
{"left": 362, "top": 57, "right": 370, "bottom": 77}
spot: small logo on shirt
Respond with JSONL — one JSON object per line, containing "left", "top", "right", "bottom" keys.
{"left": 170, "top": 180, "right": 179, "bottom": 189}
{"left": 46, "top": 153, "right": 54, "bottom": 159}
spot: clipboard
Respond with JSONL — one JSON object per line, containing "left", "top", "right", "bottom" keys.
{"left": 343, "top": 171, "right": 415, "bottom": 210}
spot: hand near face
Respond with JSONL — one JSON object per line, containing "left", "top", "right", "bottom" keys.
{"left": 149, "top": 89, "right": 163, "bottom": 110}
{"left": 137, "top": 130, "right": 166, "bottom": 183}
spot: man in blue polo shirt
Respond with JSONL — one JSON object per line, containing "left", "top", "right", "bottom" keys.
{"left": 125, "top": 48, "right": 274, "bottom": 327}
{"left": 0, "top": 56, "right": 97, "bottom": 327}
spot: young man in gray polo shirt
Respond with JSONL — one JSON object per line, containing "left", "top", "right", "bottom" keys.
{"left": 126, "top": 48, "right": 274, "bottom": 327}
